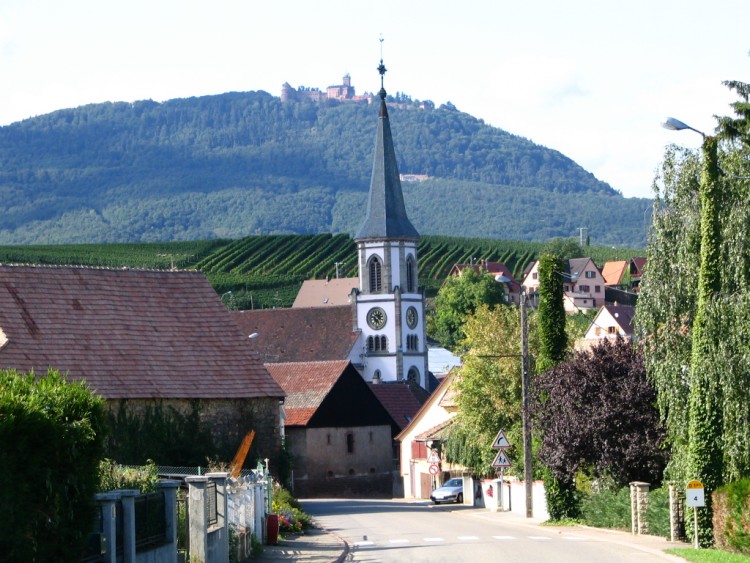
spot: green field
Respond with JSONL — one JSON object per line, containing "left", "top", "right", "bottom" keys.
{"left": 0, "top": 234, "right": 640, "bottom": 308}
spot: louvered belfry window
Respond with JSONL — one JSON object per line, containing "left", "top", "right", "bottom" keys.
{"left": 369, "top": 257, "right": 382, "bottom": 293}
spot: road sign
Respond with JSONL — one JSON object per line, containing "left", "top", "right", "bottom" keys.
{"left": 686, "top": 480, "right": 705, "bottom": 508}
{"left": 491, "top": 450, "right": 511, "bottom": 468}
{"left": 427, "top": 449, "right": 441, "bottom": 463}
{"left": 429, "top": 463, "right": 439, "bottom": 475}
{"left": 492, "top": 430, "right": 511, "bottom": 449}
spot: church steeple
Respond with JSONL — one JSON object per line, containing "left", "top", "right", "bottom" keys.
{"left": 354, "top": 56, "right": 419, "bottom": 242}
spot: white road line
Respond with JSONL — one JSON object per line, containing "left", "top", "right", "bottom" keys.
{"left": 354, "top": 541, "right": 374, "bottom": 547}
{"left": 389, "top": 539, "right": 409, "bottom": 544}
{"left": 493, "top": 535, "right": 516, "bottom": 540}
{"left": 458, "top": 536, "right": 480, "bottom": 540}
{"left": 424, "top": 537, "right": 445, "bottom": 542}
{"left": 528, "top": 536, "right": 552, "bottom": 541}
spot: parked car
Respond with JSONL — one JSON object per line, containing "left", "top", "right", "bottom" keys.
{"left": 430, "top": 477, "right": 464, "bottom": 504}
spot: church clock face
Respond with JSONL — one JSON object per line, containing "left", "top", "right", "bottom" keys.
{"left": 367, "top": 307, "right": 387, "bottom": 330}
{"left": 406, "top": 306, "right": 418, "bottom": 329}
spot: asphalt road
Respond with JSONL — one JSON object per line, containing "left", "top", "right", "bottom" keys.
{"left": 301, "top": 498, "right": 686, "bottom": 563}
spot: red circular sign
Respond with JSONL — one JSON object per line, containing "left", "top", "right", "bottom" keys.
{"left": 429, "top": 464, "right": 439, "bottom": 475}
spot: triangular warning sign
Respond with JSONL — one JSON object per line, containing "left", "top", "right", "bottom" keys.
{"left": 491, "top": 430, "right": 511, "bottom": 449}
{"left": 492, "top": 450, "right": 511, "bottom": 468}
{"left": 427, "top": 449, "right": 441, "bottom": 463}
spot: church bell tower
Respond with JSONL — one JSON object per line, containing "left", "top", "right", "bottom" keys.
{"left": 351, "top": 56, "right": 428, "bottom": 389}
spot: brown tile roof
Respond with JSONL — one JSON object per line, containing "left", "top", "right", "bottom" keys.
{"left": 0, "top": 265, "right": 284, "bottom": 400}
{"left": 265, "top": 360, "right": 351, "bottom": 425}
{"left": 231, "top": 306, "right": 359, "bottom": 363}
{"left": 292, "top": 278, "right": 358, "bottom": 308}
{"left": 602, "top": 261, "right": 628, "bottom": 285}
{"left": 368, "top": 381, "right": 432, "bottom": 430}
{"left": 415, "top": 418, "right": 455, "bottom": 441}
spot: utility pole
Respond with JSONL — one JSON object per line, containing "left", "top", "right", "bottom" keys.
{"left": 520, "top": 290, "right": 533, "bottom": 518}
{"left": 577, "top": 227, "right": 587, "bottom": 249}
{"left": 335, "top": 262, "right": 345, "bottom": 279}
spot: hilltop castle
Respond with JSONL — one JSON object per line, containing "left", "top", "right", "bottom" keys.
{"left": 281, "top": 73, "right": 375, "bottom": 104}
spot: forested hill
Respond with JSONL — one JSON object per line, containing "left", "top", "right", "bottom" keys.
{"left": 0, "top": 91, "right": 651, "bottom": 246}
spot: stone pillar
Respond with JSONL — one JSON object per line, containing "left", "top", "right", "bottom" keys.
{"left": 206, "top": 473, "right": 229, "bottom": 563}
{"left": 158, "top": 479, "right": 182, "bottom": 562}
{"left": 95, "top": 492, "right": 119, "bottom": 563}
{"left": 629, "top": 481, "right": 650, "bottom": 535}
{"left": 186, "top": 476, "right": 209, "bottom": 562}
{"left": 118, "top": 489, "right": 140, "bottom": 563}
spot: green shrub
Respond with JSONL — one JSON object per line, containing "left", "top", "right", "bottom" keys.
{"left": 581, "top": 486, "right": 631, "bottom": 530}
{"left": 97, "top": 459, "right": 160, "bottom": 493}
{"left": 713, "top": 478, "right": 750, "bottom": 554}
{"left": 645, "top": 487, "right": 672, "bottom": 539}
{"left": 271, "top": 483, "right": 312, "bottom": 534}
{"left": 545, "top": 471, "right": 581, "bottom": 521}
{"left": 0, "top": 369, "right": 107, "bottom": 562}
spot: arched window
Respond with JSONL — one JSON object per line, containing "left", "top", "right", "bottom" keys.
{"left": 379, "top": 335, "right": 387, "bottom": 351}
{"left": 346, "top": 432, "right": 355, "bottom": 454}
{"left": 367, "top": 336, "right": 374, "bottom": 352}
{"left": 406, "top": 256, "right": 416, "bottom": 293}
{"left": 368, "top": 336, "right": 388, "bottom": 352}
{"left": 407, "top": 367, "right": 419, "bottom": 383}
{"left": 406, "top": 334, "right": 419, "bottom": 351}
{"left": 369, "top": 256, "right": 382, "bottom": 293}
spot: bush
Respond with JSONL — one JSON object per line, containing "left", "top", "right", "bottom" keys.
{"left": 97, "top": 459, "right": 160, "bottom": 493}
{"left": 0, "top": 369, "right": 107, "bottom": 562}
{"left": 645, "top": 487, "right": 671, "bottom": 539}
{"left": 271, "top": 483, "right": 312, "bottom": 534}
{"left": 581, "top": 486, "right": 631, "bottom": 530}
{"left": 713, "top": 478, "right": 750, "bottom": 554}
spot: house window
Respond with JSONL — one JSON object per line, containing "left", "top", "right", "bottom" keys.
{"left": 369, "top": 257, "right": 382, "bottom": 293}
{"left": 346, "top": 433, "right": 354, "bottom": 454}
{"left": 585, "top": 271, "right": 595, "bottom": 279}
{"left": 564, "top": 285, "right": 570, "bottom": 292}
{"left": 579, "top": 285, "right": 590, "bottom": 293}
{"left": 532, "top": 272, "right": 538, "bottom": 280}
{"left": 595, "top": 285, "right": 601, "bottom": 293}
{"left": 327, "top": 434, "right": 331, "bottom": 445}
{"left": 595, "top": 327, "right": 602, "bottom": 336}
{"left": 406, "top": 256, "right": 416, "bottom": 292}
{"left": 607, "top": 326, "right": 618, "bottom": 334}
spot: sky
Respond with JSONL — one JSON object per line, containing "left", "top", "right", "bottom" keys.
{"left": 1, "top": 1, "right": 748, "bottom": 200}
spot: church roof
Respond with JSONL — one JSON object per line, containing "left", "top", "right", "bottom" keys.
{"left": 0, "top": 265, "right": 284, "bottom": 400}
{"left": 354, "top": 96, "right": 419, "bottom": 241}
{"left": 231, "top": 306, "right": 359, "bottom": 363}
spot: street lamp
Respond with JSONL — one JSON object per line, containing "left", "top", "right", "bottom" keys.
{"left": 221, "top": 291, "right": 233, "bottom": 301}
{"left": 495, "top": 275, "right": 533, "bottom": 518}
{"left": 662, "top": 116, "right": 706, "bottom": 139}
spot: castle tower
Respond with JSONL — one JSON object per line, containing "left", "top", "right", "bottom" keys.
{"left": 352, "top": 58, "right": 427, "bottom": 388}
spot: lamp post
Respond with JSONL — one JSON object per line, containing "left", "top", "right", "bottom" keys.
{"left": 662, "top": 116, "right": 721, "bottom": 547}
{"left": 496, "top": 275, "right": 533, "bottom": 518}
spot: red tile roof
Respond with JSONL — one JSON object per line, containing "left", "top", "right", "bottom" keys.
{"left": 0, "top": 265, "right": 284, "bottom": 400}
{"left": 602, "top": 260, "right": 628, "bottom": 285}
{"left": 265, "top": 360, "right": 351, "bottom": 425}
{"left": 231, "top": 306, "right": 359, "bottom": 363}
{"left": 368, "top": 381, "right": 432, "bottom": 430}
{"left": 292, "top": 278, "right": 358, "bottom": 308}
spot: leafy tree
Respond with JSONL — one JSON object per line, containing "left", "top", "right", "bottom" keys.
{"left": 534, "top": 339, "right": 667, "bottom": 487}
{"left": 427, "top": 267, "right": 506, "bottom": 350}
{"left": 0, "top": 369, "right": 107, "bottom": 562}
{"left": 542, "top": 238, "right": 583, "bottom": 259}
{"left": 637, "top": 73, "right": 750, "bottom": 546}
{"left": 443, "top": 305, "right": 538, "bottom": 473}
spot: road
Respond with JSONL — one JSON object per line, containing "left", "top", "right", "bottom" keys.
{"left": 301, "top": 499, "right": 685, "bottom": 563}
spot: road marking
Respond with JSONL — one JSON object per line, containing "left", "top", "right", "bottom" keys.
{"left": 493, "top": 535, "right": 516, "bottom": 540}
{"left": 458, "top": 536, "right": 480, "bottom": 540}
{"left": 528, "top": 536, "right": 552, "bottom": 541}
{"left": 389, "top": 539, "right": 409, "bottom": 544}
{"left": 354, "top": 541, "right": 374, "bottom": 547}
{"left": 424, "top": 537, "right": 445, "bottom": 542}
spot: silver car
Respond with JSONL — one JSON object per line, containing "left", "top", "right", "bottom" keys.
{"left": 430, "top": 477, "right": 464, "bottom": 504}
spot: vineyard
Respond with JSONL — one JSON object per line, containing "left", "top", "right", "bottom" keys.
{"left": 0, "top": 234, "right": 639, "bottom": 309}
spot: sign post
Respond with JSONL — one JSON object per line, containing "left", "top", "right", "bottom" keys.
{"left": 686, "top": 480, "right": 705, "bottom": 549}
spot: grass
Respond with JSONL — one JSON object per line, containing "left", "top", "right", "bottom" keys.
{"left": 667, "top": 548, "right": 750, "bottom": 562}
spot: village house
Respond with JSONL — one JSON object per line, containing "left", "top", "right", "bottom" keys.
{"left": 0, "top": 265, "right": 285, "bottom": 463}
{"left": 579, "top": 304, "right": 636, "bottom": 349}
{"left": 522, "top": 257, "right": 607, "bottom": 313}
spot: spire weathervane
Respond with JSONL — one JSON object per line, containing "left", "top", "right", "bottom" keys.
{"left": 377, "top": 36, "right": 387, "bottom": 99}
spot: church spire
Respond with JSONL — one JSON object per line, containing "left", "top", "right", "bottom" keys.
{"left": 354, "top": 52, "right": 419, "bottom": 242}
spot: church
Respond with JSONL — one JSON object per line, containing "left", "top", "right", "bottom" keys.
{"left": 234, "top": 58, "right": 429, "bottom": 389}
